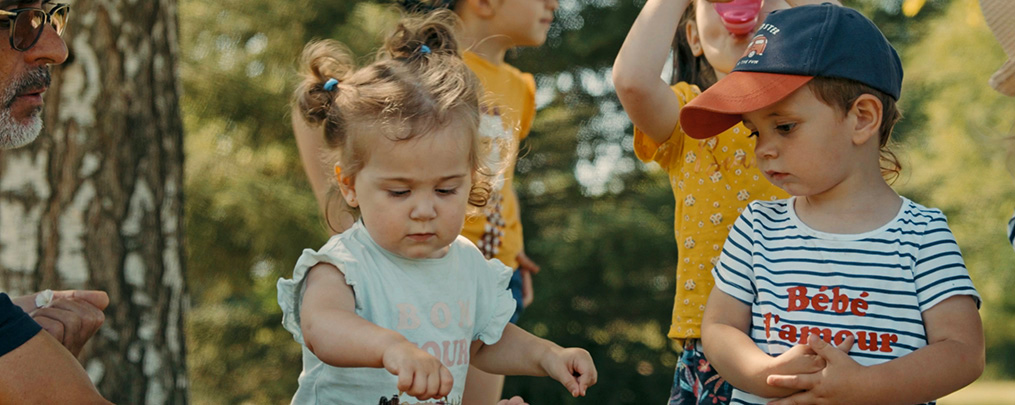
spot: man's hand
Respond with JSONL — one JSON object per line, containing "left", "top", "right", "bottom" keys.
{"left": 28, "top": 290, "right": 109, "bottom": 357}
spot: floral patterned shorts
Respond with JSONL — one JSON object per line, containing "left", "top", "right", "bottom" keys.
{"left": 668, "top": 339, "right": 732, "bottom": 405}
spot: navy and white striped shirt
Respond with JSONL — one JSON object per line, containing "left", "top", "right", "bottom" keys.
{"left": 1007, "top": 212, "right": 1014, "bottom": 252}
{"left": 712, "top": 197, "right": 979, "bottom": 405}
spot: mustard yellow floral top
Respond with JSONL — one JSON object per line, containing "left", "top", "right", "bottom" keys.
{"left": 460, "top": 52, "right": 536, "bottom": 269}
{"left": 634, "top": 82, "right": 788, "bottom": 343}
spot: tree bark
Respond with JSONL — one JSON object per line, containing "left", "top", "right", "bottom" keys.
{"left": 0, "top": 1, "right": 188, "bottom": 403}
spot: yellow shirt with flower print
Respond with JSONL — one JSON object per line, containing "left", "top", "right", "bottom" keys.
{"left": 460, "top": 51, "right": 536, "bottom": 269}
{"left": 634, "top": 82, "right": 788, "bottom": 343}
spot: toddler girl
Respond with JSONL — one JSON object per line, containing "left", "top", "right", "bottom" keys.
{"left": 277, "top": 11, "right": 596, "bottom": 404}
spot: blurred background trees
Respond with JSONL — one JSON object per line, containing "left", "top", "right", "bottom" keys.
{"left": 178, "top": 0, "right": 1015, "bottom": 403}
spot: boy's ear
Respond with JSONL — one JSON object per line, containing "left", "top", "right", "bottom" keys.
{"left": 849, "top": 94, "right": 883, "bottom": 146}
{"left": 335, "top": 166, "right": 359, "bottom": 208}
{"left": 460, "top": 0, "right": 496, "bottom": 18}
{"left": 686, "top": 20, "right": 704, "bottom": 57}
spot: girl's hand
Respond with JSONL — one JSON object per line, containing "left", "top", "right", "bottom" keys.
{"left": 516, "top": 251, "right": 540, "bottom": 275}
{"left": 540, "top": 347, "right": 598, "bottom": 397}
{"left": 516, "top": 251, "right": 540, "bottom": 308}
{"left": 381, "top": 341, "right": 454, "bottom": 400}
{"left": 766, "top": 335, "right": 862, "bottom": 405}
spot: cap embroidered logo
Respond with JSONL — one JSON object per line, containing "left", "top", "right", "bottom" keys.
{"left": 741, "top": 35, "right": 768, "bottom": 59}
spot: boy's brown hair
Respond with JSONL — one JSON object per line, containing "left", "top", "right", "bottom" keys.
{"left": 807, "top": 77, "right": 903, "bottom": 182}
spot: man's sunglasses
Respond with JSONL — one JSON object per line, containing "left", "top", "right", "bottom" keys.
{"left": 0, "top": 3, "right": 69, "bottom": 52}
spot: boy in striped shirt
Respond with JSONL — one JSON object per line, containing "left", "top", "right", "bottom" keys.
{"left": 679, "top": 4, "right": 984, "bottom": 405}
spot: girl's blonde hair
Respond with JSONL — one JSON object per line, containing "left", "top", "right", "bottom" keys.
{"left": 292, "top": 10, "right": 495, "bottom": 231}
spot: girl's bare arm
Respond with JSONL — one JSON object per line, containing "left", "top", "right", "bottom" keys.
{"left": 471, "top": 324, "right": 597, "bottom": 397}
{"left": 292, "top": 108, "right": 354, "bottom": 235}
{"left": 299, "top": 263, "right": 407, "bottom": 366}
{"left": 612, "top": 0, "right": 691, "bottom": 144}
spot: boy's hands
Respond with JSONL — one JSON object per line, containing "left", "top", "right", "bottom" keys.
{"left": 540, "top": 347, "right": 598, "bottom": 397}
{"left": 767, "top": 335, "right": 861, "bottom": 405}
{"left": 382, "top": 341, "right": 453, "bottom": 400}
{"left": 767, "top": 341, "right": 827, "bottom": 379}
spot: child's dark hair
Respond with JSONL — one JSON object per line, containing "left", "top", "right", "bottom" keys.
{"left": 673, "top": 1, "right": 718, "bottom": 89}
{"left": 293, "top": 10, "right": 495, "bottom": 231}
{"left": 807, "top": 77, "right": 904, "bottom": 182}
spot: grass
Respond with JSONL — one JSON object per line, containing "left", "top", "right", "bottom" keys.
{"left": 938, "top": 380, "right": 1015, "bottom": 405}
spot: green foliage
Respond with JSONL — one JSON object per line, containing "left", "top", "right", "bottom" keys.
{"left": 179, "top": 1, "right": 390, "bottom": 401}
{"left": 181, "top": 0, "right": 1015, "bottom": 403}
{"left": 891, "top": 0, "right": 1015, "bottom": 379}
{"left": 187, "top": 275, "right": 301, "bottom": 404}
{"left": 508, "top": 98, "right": 680, "bottom": 402}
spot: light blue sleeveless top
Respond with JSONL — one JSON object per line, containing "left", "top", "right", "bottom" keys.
{"left": 277, "top": 221, "right": 516, "bottom": 404}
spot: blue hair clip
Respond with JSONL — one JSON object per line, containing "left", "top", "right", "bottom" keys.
{"left": 323, "top": 78, "right": 339, "bottom": 91}
{"left": 419, "top": 45, "right": 431, "bottom": 55}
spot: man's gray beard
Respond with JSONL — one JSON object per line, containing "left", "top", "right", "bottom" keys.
{"left": 0, "top": 68, "right": 49, "bottom": 150}
{"left": 0, "top": 105, "right": 43, "bottom": 149}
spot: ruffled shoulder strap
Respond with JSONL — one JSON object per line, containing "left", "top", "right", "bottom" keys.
{"left": 469, "top": 248, "right": 517, "bottom": 345}
{"left": 276, "top": 230, "right": 365, "bottom": 344}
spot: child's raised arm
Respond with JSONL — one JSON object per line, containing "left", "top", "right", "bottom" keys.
{"left": 612, "top": 0, "right": 691, "bottom": 144}
{"left": 701, "top": 288, "right": 836, "bottom": 399}
{"left": 766, "top": 295, "right": 984, "bottom": 405}
{"left": 470, "top": 324, "right": 598, "bottom": 398}
{"left": 292, "top": 109, "right": 331, "bottom": 225}
{"left": 292, "top": 108, "right": 355, "bottom": 236}
{"left": 299, "top": 263, "right": 454, "bottom": 400}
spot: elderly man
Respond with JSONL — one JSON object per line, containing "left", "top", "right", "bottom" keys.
{"left": 0, "top": 1, "right": 110, "bottom": 402}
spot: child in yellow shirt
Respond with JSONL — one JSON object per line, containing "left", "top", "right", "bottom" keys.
{"left": 613, "top": 0, "right": 834, "bottom": 403}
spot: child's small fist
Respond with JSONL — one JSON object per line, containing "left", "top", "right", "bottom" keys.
{"left": 543, "top": 347, "right": 598, "bottom": 397}
{"left": 382, "top": 342, "right": 454, "bottom": 400}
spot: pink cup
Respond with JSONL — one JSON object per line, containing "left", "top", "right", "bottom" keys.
{"left": 713, "top": 0, "right": 764, "bottom": 35}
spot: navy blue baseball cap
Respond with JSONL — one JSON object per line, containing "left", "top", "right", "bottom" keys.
{"left": 679, "top": 4, "right": 903, "bottom": 139}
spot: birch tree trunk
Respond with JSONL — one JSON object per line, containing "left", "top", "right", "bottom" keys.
{"left": 0, "top": 1, "right": 188, "bottom": 403}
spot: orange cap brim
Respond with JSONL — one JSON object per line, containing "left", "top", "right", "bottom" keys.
{"left": 679, "top": 72, "right": 813, "bottom": 139}
{"left": 989, "top": 59, "right": 1015, "bottom": 96}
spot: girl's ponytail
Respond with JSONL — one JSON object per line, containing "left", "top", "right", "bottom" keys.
{"left": 384, "top": 9, "right": 461, "bottom": 62}
{"left": 293, "top": 40, "right": 355, "bottom": 146}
